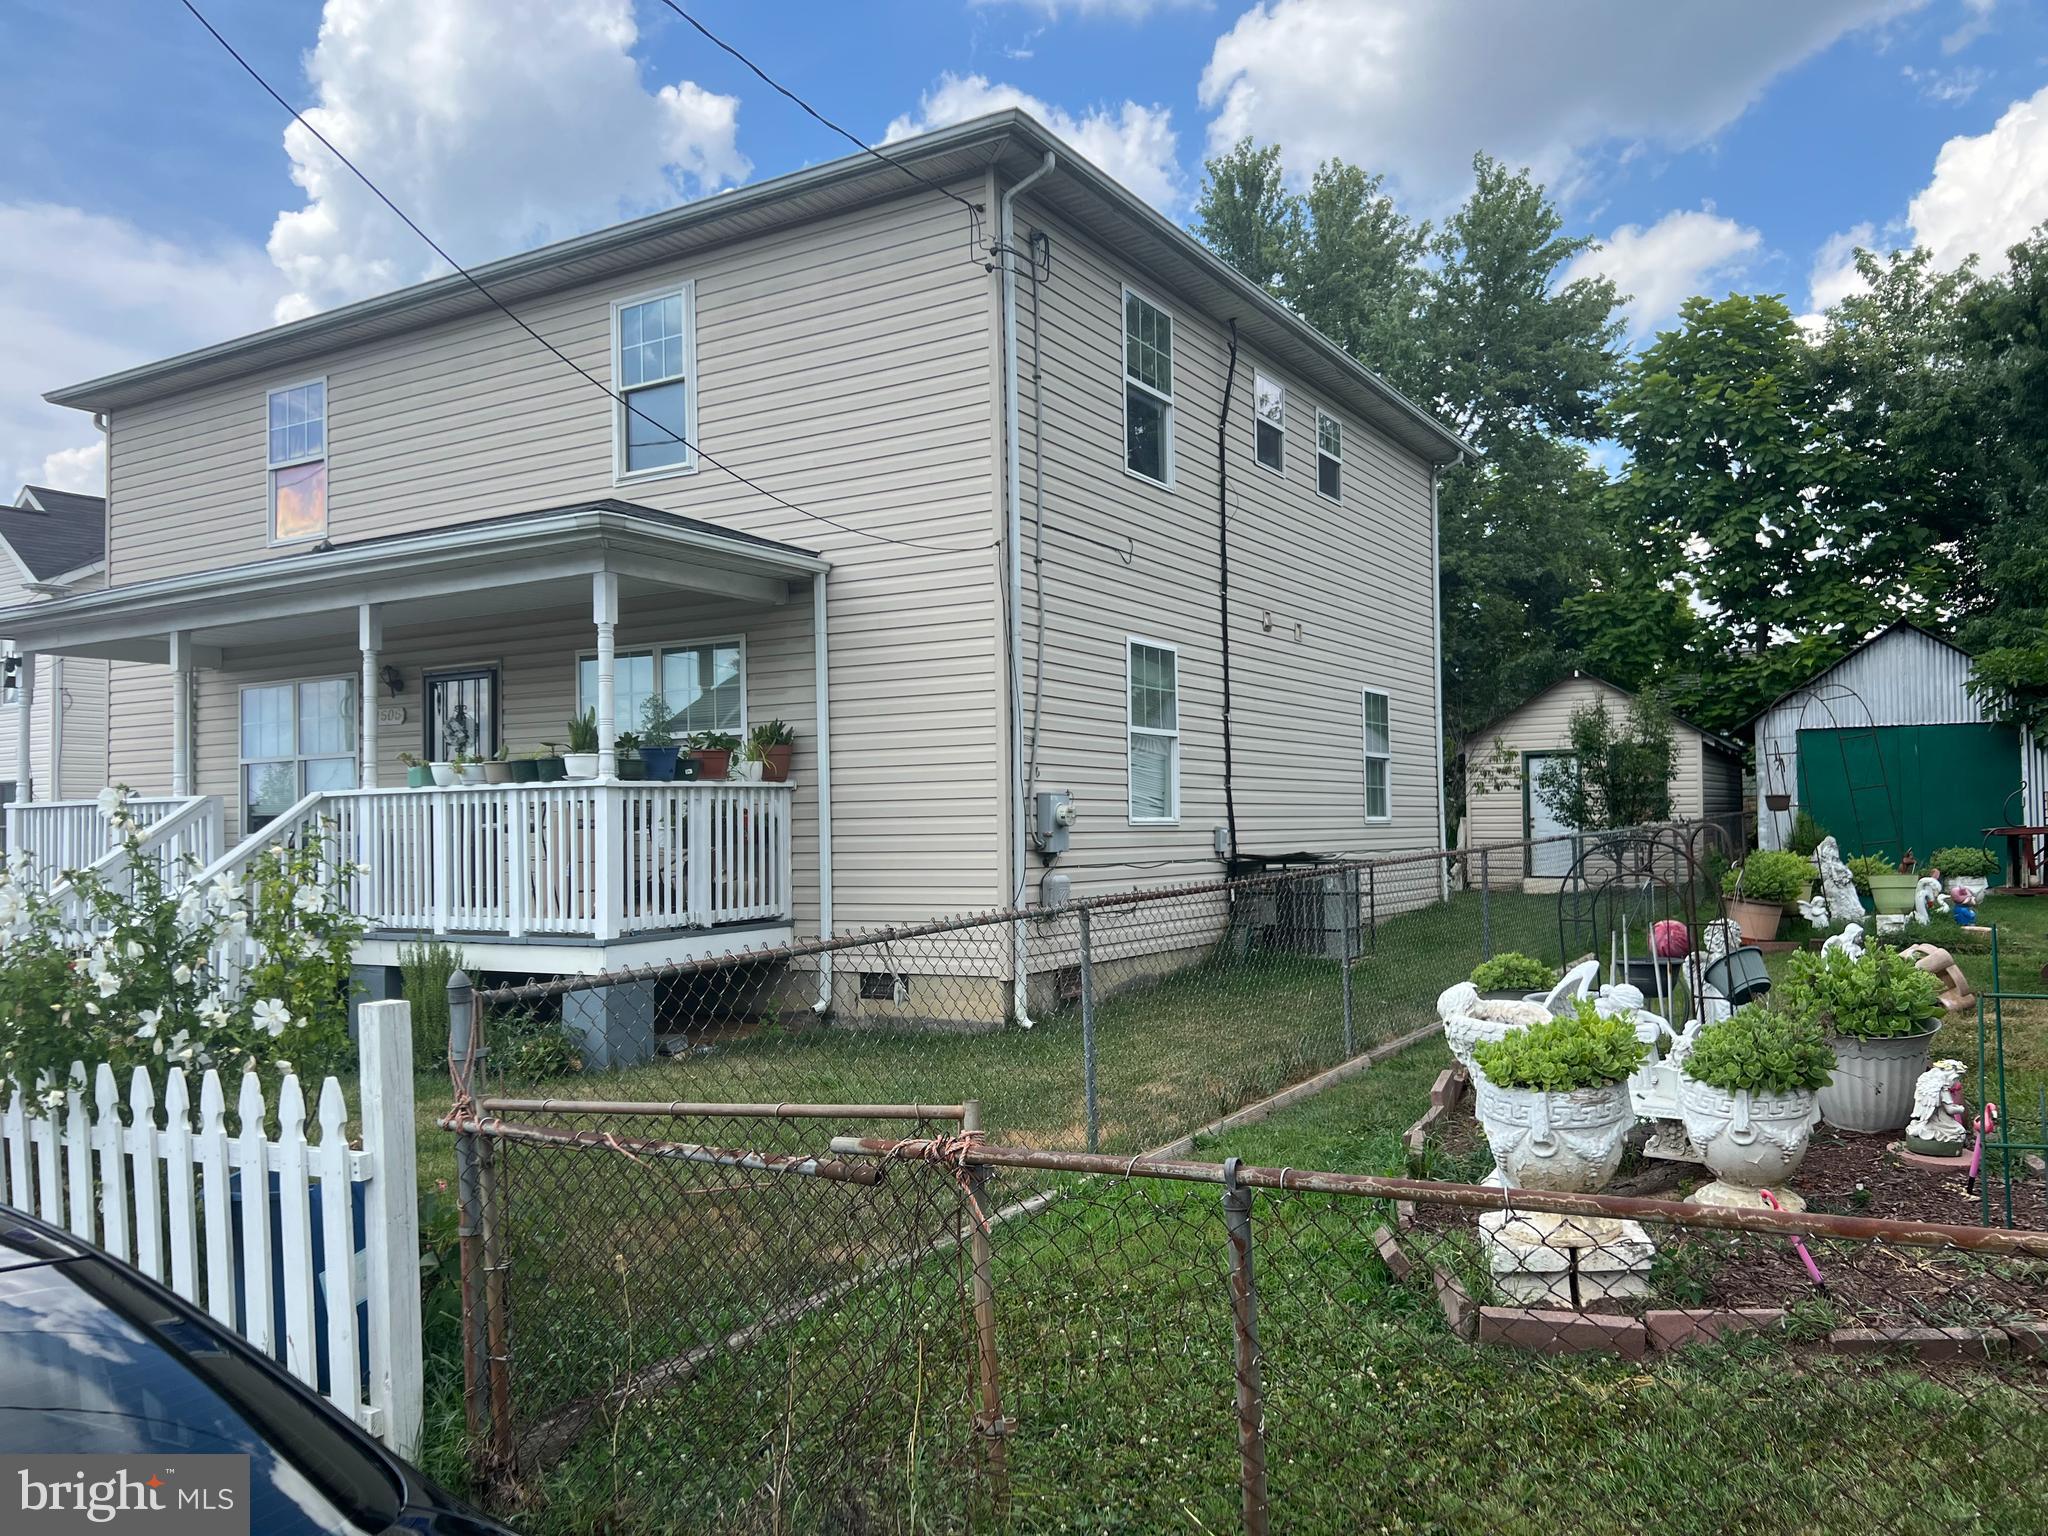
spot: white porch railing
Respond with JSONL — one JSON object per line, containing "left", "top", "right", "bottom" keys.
{"left": 41, "top": 795, "right": 225, "bottom": 937}
{"left": 0, "top": 1000, "right": 422, "bottom": 1457}
{"left": 203, "top": 780, "right": 793, "bottom": 943}
{"left": 7, "top": 794, "right": 205, "bottom": 881}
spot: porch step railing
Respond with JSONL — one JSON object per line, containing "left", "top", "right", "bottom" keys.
{"left": 196, "top": 780, "right": 793, "bottom": 944}
{"left": 7, "top": 794, "right": 204, "bottom": 883}
{"left": 40, "top": 796, "right": 225, "bottom": 935}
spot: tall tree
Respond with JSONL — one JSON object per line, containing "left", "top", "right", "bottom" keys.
{"left": 1286, "top": 160, "right": 1429, "bottom": 389}
{"left": 1192, "top": 138, "right": 1291, "bottom": 298}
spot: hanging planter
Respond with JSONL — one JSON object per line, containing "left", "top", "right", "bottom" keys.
{"left": 1765, "top": 792, "right": 1792, "bottom": 812}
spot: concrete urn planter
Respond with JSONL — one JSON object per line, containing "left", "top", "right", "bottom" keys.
{"left": 1473, "top": 1078, "right": 1634, "bottom": 1194}
{"left": 1436, "top": 984, "right": 1551, "bottom": 1078}
{"left": 1678, "top": 1077, "right": 1820, "bottom": 1208}
{"left": 1820, "top": 1026, "right": 1940, "bottom": 1133}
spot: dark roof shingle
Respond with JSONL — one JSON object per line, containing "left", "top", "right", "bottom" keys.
{"left": 4, "top": 485, "right": 107, "bottom": 581}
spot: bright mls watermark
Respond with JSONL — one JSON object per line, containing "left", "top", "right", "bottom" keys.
{"left": 4, "top": 1456, "right": 248, "bottom": 1534}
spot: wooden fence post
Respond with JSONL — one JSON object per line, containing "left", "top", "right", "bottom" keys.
{"left": 360, "top": 998, "right": 423, "bottom": 1460}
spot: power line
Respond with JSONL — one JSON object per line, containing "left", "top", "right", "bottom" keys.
{"left": 650, "top": 0, "right": 983, "bottom": 222}
{"left": 176, "top": 0, "right": 994, "bottom": 558}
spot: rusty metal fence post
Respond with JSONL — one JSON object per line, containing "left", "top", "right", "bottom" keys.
{"left": 446, "top": 969, "right": 492, "bottom": 1463}
{"left": 1078, "top": 907, "right": 1099, "bottom": 1154}
{"left": 962, "top": 1099, "right": 1011, "bottom": 1506}
{"left": 1340, "top": 869, "right": 1356, "bottom": 1057}
{"left": 1221, "top": 1156, "right": 1270, "bottom": 1536}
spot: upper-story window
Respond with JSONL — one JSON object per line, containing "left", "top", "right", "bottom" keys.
{"left": 1123, "top": 288, "right": 1173, "bottom": 484}
{"left": 614, "top": 286, "right": 695, "bottom": 479}
{"left": 267, "top": 380, "right": 327, "bottom": 543}
{"left": 1253, "top": 371, "right": 1285, "bottom": 473}
{"left": 1317, "top": 409, "right": 1343, "bottom": 502}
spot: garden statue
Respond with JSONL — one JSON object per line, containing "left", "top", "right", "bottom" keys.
{"left": 1820, "top": 923, "right": 1865, "bottom": 961}
{"left": 1815, "top": 836, "right": 1866, "bottom": 926}
{"left": 1903, "top": 1059, "right": 1970, "bottom": 1159}
{"left": 1899, "top": 942, "right": 1975, "bottom": 1012}
{"left": 1951, "top": 886, "right": 1977, "bottom": 925}
{"left": 1913, "top": 876, "right": 1951, "bottom": 926}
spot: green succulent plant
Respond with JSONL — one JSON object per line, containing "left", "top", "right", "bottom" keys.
{"left": 1470, "top": 999, "right": 1646, "bottom": 1092}
{"left": 1928, "top": 845, "right": 1997, "bottom": 880}
{"left": 1682, "top": 1008, "right": 1835, "bottom": 1096}
{"left": 1721, "top": 849, "right": 1812, "bottom": 907}
{"left": 1469, "top": 952, "right": 1558, "bottom": 993}
{"left": 1776, "top": 945, "right": 1943, "bottom": 1041}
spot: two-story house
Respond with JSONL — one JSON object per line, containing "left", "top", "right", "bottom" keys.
{"left": 2, "top": 484, "right": 110, "bottom": 835}
{"left": 0, "top": 111, "right": 1468, "bottom": 1019}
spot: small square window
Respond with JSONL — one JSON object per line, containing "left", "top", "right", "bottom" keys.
{"left": 1254, "top": 372, "right": 1285, "bottom": 472}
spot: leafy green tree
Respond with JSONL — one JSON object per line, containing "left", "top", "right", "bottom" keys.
{"left": 1534, "top": 695, "right": 1676, "bottom": 832}
{"left": 1192, "top": 138, "right": 1292, "bottom": 298}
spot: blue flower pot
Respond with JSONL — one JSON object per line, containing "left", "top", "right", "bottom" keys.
{"left": 640, "top": 745, "right": 682, "bottom": 781}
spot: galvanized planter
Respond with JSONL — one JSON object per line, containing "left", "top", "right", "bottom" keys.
{"left": 1819, "top": 1025, "right": 1940, "bottom": 1134}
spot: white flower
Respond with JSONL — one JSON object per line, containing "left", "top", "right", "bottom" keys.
{"left": 197, "top": 994, "right": 229, "bottom": 1030}
{"left": 218, "top": 914, "right": 248, "bottom": 945}
{"left": 136, "top": 1009, "right": 161, "bottom": 1040}
{"left": 173, "top": 964, "right": 192, "bottom": 985}
{"left": 164, "top": 1030, "right": 196, "bottom": 1066}
{"left": 209, "top": 871, "right": 245, "bottom": 911}
{"left": 252, "top": 997, "right": 292, "bottom": 1038}
{"left": 95, "top": 971, "right": 121, "bottom": 999}
{"left": 177, "top": 885, "right": 208, "bottom": 927}
{"left": 291, "top": 885, "right": 327, "bottom": 915}
{"left": 0, "top": 888, "right": 22, "bottom": 926}
{"left": 124, "top": 940, "right": 144, "bottom": 960}
{"left": 96, "top": 786, "right": 127, "bottom": 822}
{"left": 39, "top": 1087, "right": 65, "bottom": 1112}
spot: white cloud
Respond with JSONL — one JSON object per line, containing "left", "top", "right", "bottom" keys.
{"left": 1561, "top": 208, "right": 1762, "bottom": 344}
{"left": 885, "top": 73, "right": 1182, "bottom": 208}
{"left": 1942, "top": 0, "right": 1996, "bottom": 53}
{"left": 1803, "top": 222, "right": 1880, "bottom": 323}
{"left": 0, "top": 203, "right": 283, "bottom": 497}
{"left": 1907, "top": 82, "right": 2048, "bottom": 270}
{"left": 1903, "top": 63, "right": 1986, "bottom": 103}
{"left": 268, "top": 0, "right": 748, "bottom": 322}
{"left": 1198, "top": 0, "right": 1922, "bottom": 209}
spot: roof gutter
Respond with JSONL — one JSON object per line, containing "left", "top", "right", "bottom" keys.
{"left": 1001, "top": 149, "right": 1056, "bottom": 1031}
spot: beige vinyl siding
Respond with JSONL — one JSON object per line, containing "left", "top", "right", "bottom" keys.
{"left": 1, "top": 563, "right": 113, "bottom": 801}
{"left": 105, "top": 183, "right": 1004, "bottom": 929}
{"left": 1009, "top": 199, "right": 1444, "bottom": 903}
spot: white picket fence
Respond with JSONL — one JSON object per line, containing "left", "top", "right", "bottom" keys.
{"left": 0, "top": 999, "right": 422, "bottom": 1457}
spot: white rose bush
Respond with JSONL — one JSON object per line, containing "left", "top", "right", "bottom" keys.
{"left": 0, "top": 787, "right": 367, "bottom": 1106}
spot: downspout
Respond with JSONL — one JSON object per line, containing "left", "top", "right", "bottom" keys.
{"left": 1217, "top": 320, "right": 1241, "bottom": 868}
{"left": 811, "top": 572, "right": 835, "bottom": 1014}
{"left": 1001, "top": 149, "right": 1056, "bottom": 1029}
{"left": 50, "top": 657, "right": 63, "bottom": 800}
{"left": 1430, "top": 465, "right": 1449, "bottom": 898}
{"left": 1023, "top": 231, "right": 1051, "bottom": 820}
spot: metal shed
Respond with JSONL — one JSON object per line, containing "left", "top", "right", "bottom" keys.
{"left": 1749, "top": 622, "right": 2048, "bottom": 876}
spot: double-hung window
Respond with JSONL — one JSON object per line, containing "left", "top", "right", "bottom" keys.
{"left": 614, "top": 286, "right": 695, "bottom": 478}
{"left": 1127, "top": 639, "right": 1180, "bottom": 823}
{"left": 1123, "top": 288, "right": 1173, "bottom": 484}
{"left": 241, "top": 678, "right": 356, "bottom": 831}
{"left": 1253, "top": 371, "right": 1285, "bottom": 472}
{"left": 1317, "top": 409, "right": 1343, "bottom": 501}
{"left": 267, "top": 379, "right": 327, "bottom": 543}
{"left": 1361, "top": 688, "right": 1392, "bottom": 822}
{"left": 576, "top": 639, "right": 744, "bottom": 736}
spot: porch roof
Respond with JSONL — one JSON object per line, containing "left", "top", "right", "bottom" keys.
{"left": 0, "top": 500, "right": 828, "bottom": 665}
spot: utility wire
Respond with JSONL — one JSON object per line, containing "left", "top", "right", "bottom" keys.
{"left": 177, "top": 0, "right": 994, "bottom": 558}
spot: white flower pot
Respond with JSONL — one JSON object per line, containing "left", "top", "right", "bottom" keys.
{"left": 457, "top": 763, "right": 486, "bottom": 785}
{"left": 429, "top": 763, "right": 457, "bottom": 787}
{"left": 1473, "top": 1077, "right": 1634, "bottom": 1194}
{"left": 1678, "top": 1077, "right": 1819, "bottom": 1207}
{"left": 1819, "top": 1027, "right": 1939, "bottom": 1133}
{"left": 562, "top": 753, "right": 599, "bottom": 780}
{"left": 1439, "top": 992, "right": 1552, "bottom": 1077}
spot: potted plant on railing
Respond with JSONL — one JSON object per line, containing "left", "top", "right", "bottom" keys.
{"left": 1720, "top": 849, "right": 1809, "bottom": 943}
{"left": 398, "top": 751, "right": 432, "bottom": 789}
{"left": 535, "top": 742, "right": 567, "bottom": 783}
{"left": 1929, "top": 844, "right": 1997, "bottom": 902}
{"left": 563, "top": 711, "right": 600, "bottom": 780}
{"left": 1469, "top": 1000, "right": 1646, "bottom": 1193}
{"left": 1677, "top": 1007, "right": 1835, "bottom": 1209}
{"left": 690, "top": 729, "right": 739, "bottom": 781}
{"left": 482, "top": 746, "right": 515, "bottom": 785}
{"left": 638, "top": 696, "right": 683, "bottom": 782}
{"left": 1776, "top": 944, "right": 1944, "bottom": 1133}
{"left": 614, "top": 731, "right": 645, "bottom": 781}
{"left": 507, "top": 750, "right": 540, "bottom": 785}
{"left": 452, "top": 750, "right": 486, "bottom": 786}
{"left": 1468, "top": 952, "right": 1557, "bottom": 1002}
{"left": 743, "top": 718, "right": 796, "bottom": 783}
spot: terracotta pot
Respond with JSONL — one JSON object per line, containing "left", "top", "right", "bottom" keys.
{"left": 1474, "top": 1077, "right": 1634, "bottom": 1194}
{"left": 1819, "top": 1026, "right": 1939, "bottom": 1133}
{"left": 1678, "top": 1077, "right": 1821, "bottom": 1208}
{"left": 1722, "top": 897, "right": 1783, "bottom": 944}
{"left": 692, "top": 748, "right": 732, "bottom": 781}
{"left": 759, "top": 743, "right": 794, "bottom": 783}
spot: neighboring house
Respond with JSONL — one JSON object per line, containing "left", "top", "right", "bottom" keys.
{"left": 1750, "top": 620, "right": 2048, "bottom": 878}
{"left": 0, "top": 110, "right": 1467, "bottom": 1026}
{"left": 1, "top": 484, "right": 110, "bottom": 824}
{"left": 1461, "top": 672, "right": 1745, "bottom": 888}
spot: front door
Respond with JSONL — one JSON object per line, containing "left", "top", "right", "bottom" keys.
{"left": 424, "top": 668, "right": 500, "bottom": 762}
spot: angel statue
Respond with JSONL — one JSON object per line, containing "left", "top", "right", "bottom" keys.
{"left": 1905, "top": 1060, "right": 1970, "bottom": 1159}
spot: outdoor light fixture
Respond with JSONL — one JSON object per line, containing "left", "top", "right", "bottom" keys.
{"left": 380, "top": 665, "right": 405, "bottom": 696}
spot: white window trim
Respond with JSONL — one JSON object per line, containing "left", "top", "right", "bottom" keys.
{"left": 265, "top": 375, "right": 328, "bottom": 548}
{"left": 1252, "top": 368, "right": 1285, "bottom": 476}
{"left": 1120, "top": 283, "right": 1176, "bottom": 488}
{"left": 238, "top": 675, "right": 359, "bottom": 822}
{"left": 609, "top": 281, "right": 699, "bottom": 486}
{"left": 574, "top": 633, "right": 748, "bottom": 736}
{"left": 1126, "top": 635, "right": 1182, "bottom": 826}
{"left": 1361, "top": 686, "right": 1392, "bottom": 823}
{"left": 1317, "top": 407, "right": 1344, "bottom": 504}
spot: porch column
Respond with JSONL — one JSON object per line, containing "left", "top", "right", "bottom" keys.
{"left": 593, "top": 571, "right": 619, "bottom": 778}
{"left": 168, "top": 631, "right": 190, "bottom": 797}
{"left": 12, "top": 649, "right": 33, "bottom": 802}
{"left": 359, "top": 604, "right": 383, "bottom": 788}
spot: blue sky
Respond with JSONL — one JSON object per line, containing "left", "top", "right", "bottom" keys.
{"left": 4, "top": 0, "right": 2047, "bottom": 489}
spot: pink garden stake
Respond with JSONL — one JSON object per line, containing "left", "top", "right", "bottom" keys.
{"left": 1759, "top": 1188, "right": 1827, "bottom": 1292}
{"left": 1966, "top": 1103, "right": 2000, "bottom": 1197}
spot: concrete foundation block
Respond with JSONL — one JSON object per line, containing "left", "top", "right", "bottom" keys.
{"left": 562, "top": 978, "right": 659, "bottom": 1072}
